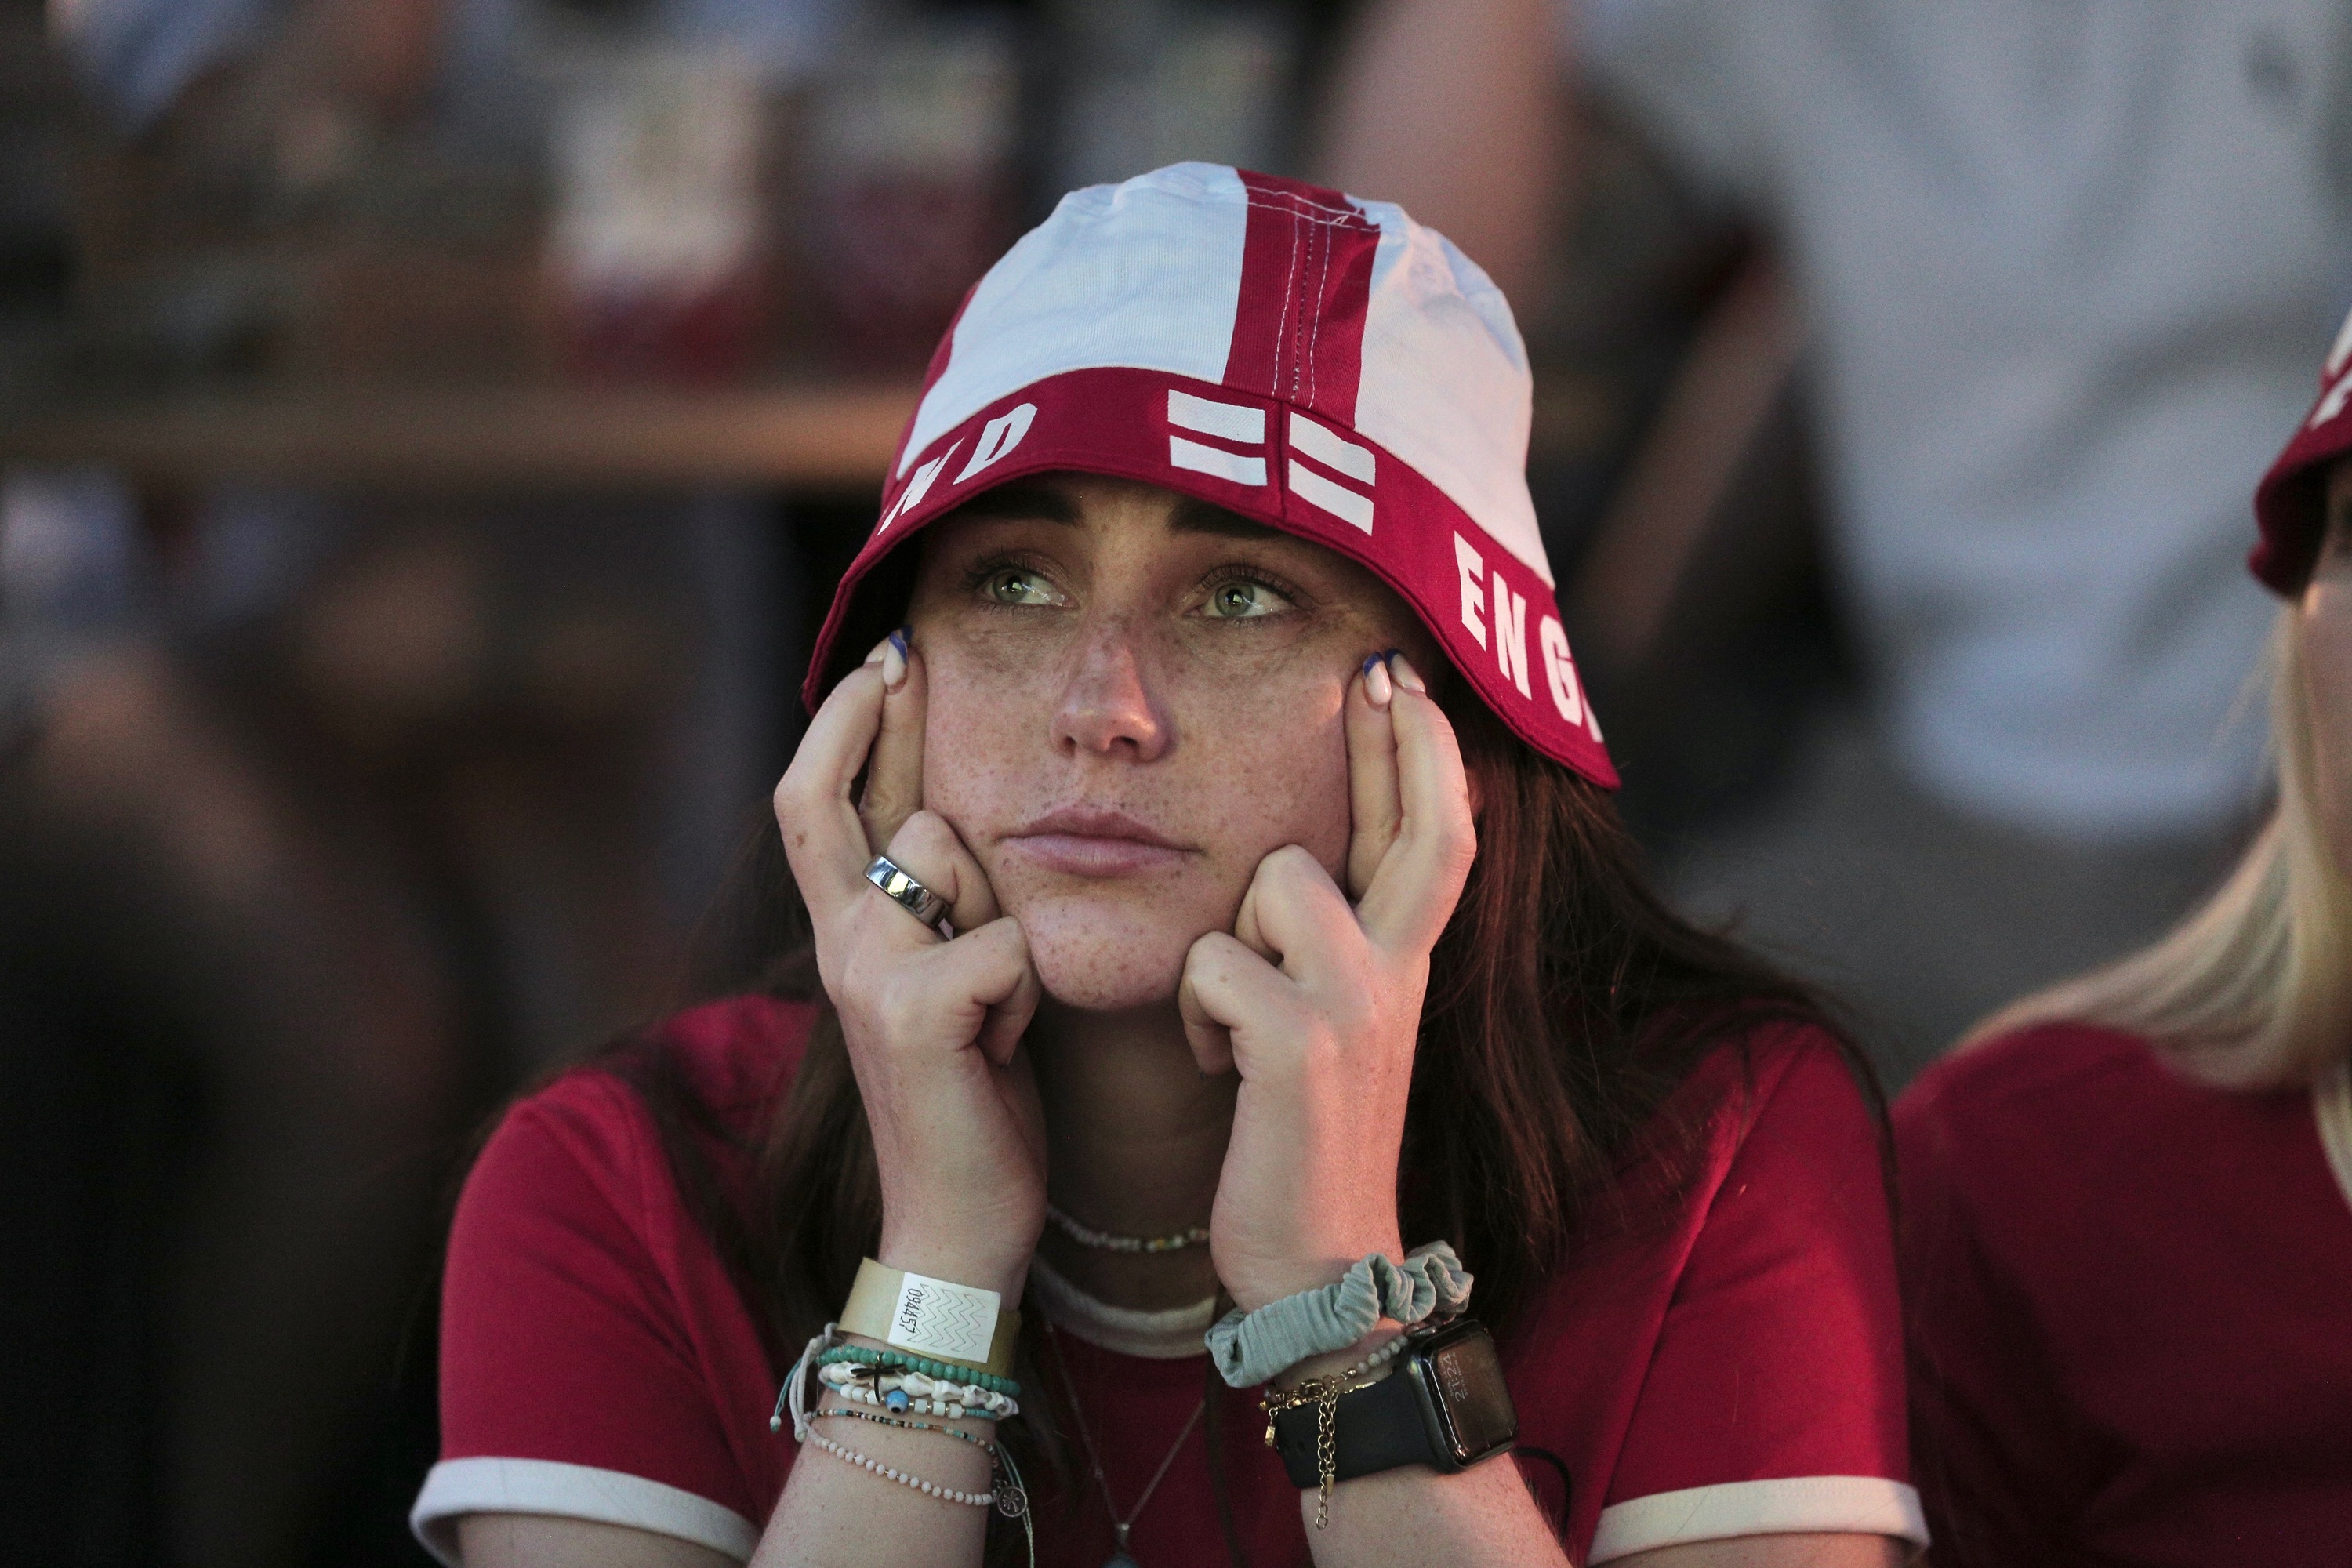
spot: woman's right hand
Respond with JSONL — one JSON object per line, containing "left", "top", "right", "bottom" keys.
{"left": 772, "top": 635, "right": 1047, "bottom": 1299}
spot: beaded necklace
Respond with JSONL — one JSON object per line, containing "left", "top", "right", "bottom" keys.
{"left": 1046, "top": 1204, "right": 1211, "bottom": 1254}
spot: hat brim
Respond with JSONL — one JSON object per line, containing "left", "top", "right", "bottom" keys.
{"left": 802, "top": 365, "right": 1617, "bottom": 789}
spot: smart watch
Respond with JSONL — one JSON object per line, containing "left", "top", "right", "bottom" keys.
{"left": 1266, "top": 1317, "right": 1519, "bottom": 1489}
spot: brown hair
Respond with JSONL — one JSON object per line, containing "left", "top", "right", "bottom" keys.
{"left": 586, "top": 679, "right": 1875, "bottom": 1559}
{"left": 609, "top": 680, "right": 1871, "bottom": 1359}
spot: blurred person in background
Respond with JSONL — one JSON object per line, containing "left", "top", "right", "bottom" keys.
{"left": 14, "top": 6, "right": 829, "bottom": 1559}
{"left": 1895, "top": 316, "right": 2352, "bottom": 1566}
{"left": 1320, "top": 0, "right": 2352, "bottom": 1080}
{"left": 56, "top": 0, "right": 850, "bottom": 139}
{"left": 0, "top": 486, "right": 770, "bottom": 1566}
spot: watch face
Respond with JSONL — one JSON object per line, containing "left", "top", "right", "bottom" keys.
{"left": 1425, "top": 1325, "right": 1518, "bottom": 1462}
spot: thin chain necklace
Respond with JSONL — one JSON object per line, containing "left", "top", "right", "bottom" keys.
{"left": 1046, "top": 1321, "right": 1207, "bottom": 1568}
{"left": 1047, "top": 1203, "right": 1211, "bottom": 1254}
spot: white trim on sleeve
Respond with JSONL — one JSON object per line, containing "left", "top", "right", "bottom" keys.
{"left": 410, "top": 1457, "right": 761, "bottom": 1566}
{"left": 1589, "top": 1475, "right": 1929, "bottom": 1564}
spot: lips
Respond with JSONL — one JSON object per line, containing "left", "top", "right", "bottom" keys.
{"left": 1000, "top": 806, "right": 1197, "bottom": 878}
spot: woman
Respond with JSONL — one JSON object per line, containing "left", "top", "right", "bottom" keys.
{"left": 412, "top": 165, "right": 1921, "bottom": 1567}
{"left": 1897, "top": 316, "right": 2352, "bottom": 1565}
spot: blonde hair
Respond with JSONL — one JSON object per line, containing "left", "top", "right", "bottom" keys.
{"left": 1961, "top": 606, "right": 2352, "bottom": 1088}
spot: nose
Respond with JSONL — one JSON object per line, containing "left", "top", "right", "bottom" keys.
{"left": 1052, "top": 623, "right": 1170, "bottom": 761}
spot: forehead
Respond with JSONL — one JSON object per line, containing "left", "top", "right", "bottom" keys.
{"left": 931, "top": 472, "right": 1276, "bottom": 543}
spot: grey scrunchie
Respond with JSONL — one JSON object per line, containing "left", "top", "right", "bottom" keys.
{"left": 1205, "top": 1241, "right": 1473, "bottom": 1388}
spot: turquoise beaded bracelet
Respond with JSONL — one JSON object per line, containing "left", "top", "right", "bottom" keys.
{"left": 818, "top": 1343, "right": 1022, "bottom": 1398}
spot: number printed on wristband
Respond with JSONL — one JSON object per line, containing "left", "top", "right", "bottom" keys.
{"left": 887, "top": 1271, "right": 1000, "bottom": 1366}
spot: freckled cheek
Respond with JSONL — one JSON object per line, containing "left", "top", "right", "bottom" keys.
{"left": 917, "top": 667, "right": 1051, "bottom": 837}
{"left": 1175, "top": 682, "right": 1353, "bottom": 869}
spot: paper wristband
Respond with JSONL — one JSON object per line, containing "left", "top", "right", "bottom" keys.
{"left": 839, "top": 1259, "right": 1020, "bottom": 1378}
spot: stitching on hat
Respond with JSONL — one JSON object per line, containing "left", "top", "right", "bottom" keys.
{"left": 1243, "top": 187, "right": 1363, "bottom": 227}
{"left": 1308, "top": 220, "right": 1333, "bottom": 411}
{"left": 1240, "top": 183, "right": 1374, "bottom": 405}
{"left": 1273, "top": 206, "right": 1304, "bottom": 402}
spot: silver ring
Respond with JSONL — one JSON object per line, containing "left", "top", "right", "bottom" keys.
{"left": 865, "top": 855, "right": 949, "bottom": 928}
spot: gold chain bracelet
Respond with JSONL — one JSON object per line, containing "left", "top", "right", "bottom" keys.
{"left": 1261, "top": 1371, "right": 1377, "bottom": 1529}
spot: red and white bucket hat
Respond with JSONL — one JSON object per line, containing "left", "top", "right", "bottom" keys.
{"left": 804, "top": 162, "right": 1615, "bottom": 789}
{"left": 2252, "top": 302, "right": 2352, "bottom": 595}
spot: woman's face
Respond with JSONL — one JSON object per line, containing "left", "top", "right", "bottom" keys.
{"left": 906, "top": 473, "right": 1435, "bottom": 1011}
{"left": 2300, "top": 459, "right": 2352, "bottom": 880}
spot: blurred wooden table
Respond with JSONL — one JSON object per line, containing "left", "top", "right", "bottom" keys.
{"left": 0, "top": 380, "right": 920, "bottom": 492}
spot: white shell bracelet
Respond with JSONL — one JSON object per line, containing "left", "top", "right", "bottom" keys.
{"left": 817, "top": 1360, "right": 1022, "bottom": 1417}
{"left": 824, "top": 1379, "right": 1011, "bottom": 1421}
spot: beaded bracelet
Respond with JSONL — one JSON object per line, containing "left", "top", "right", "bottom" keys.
{"left": 816, "top": 1403, "right": 998, "bottom": 1458}
{"left": 779, "top": 1329, "right": 1038, "bottom": 1567}
{"left": 816, "top": 1406, "right": 1036, "bottom": 1526}
{"left": 824, "top": 1378, "right": 1012, "bottom": 1421}
{"left": 802, "top": 1428, "right": 996, "bottom": 1508}
{"left": 818, "top": 1343, "right": 1022, "bottom": 1398}
{"left": 1341, "top": 1329, "right": 1414, "bottom": 1381}
{"left": 817, "top": 1360, "right": 1022, "bottom": 1417}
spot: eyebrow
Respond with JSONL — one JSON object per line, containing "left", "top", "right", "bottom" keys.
{"left": 1168, "top": 496, "right": 1280, "bottom": 541}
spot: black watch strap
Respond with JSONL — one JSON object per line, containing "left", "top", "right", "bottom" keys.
{"left": 1269, "top": 1362, "right": 1432, "bottom": 1487}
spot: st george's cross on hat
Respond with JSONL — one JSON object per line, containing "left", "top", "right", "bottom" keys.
{"left": 2254, "top": 301, "right": 2352, "bottom": 597}
{"left": 801, "top": 162, "right": 1614, "bottom": 788}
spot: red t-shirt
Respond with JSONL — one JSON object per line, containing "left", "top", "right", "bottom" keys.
{"left": 1896, "top": 1022, "right": 2352, "bottom": 1567}
{"left": 414, "top": 996, "right": 1919, "bottom": 1566}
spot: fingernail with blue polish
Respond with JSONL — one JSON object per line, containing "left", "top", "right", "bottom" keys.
{"left": 1363, "top": 652, "right": 1395, "bottom": 709}
{"left": 881, "top": 627, "right": 909, "bottom": 691}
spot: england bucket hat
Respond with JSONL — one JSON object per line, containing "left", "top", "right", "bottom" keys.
{"left": 2252, "top": 303, "right": 2352, "bottom": 595}
{"left": 803, "top": 162, "right": 1615, "bottom": 788}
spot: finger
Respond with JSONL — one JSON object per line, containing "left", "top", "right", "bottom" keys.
{"left": 772, "top": 661, "right": 891, "bottom": 920}
{"left": 1356, "top": 655, "right": 1479, "bottom": 954}
{"left": 1345, "top": 654, "right": 1403, "bottom": 901}
{"left": 908, "top": 916, "right": 1037, "bottom": 1067}
{"left": 859, "top": 630, "right": 925, "bottom": 854}
{"left": 883, "top": 808, "right": 1001, "bottom": 936}
{"left": 1231, "top": 875, "right": 1272, "bottom": 961}
{"left": 965, "top": 920, "right": 1042, "bottom": 1068}
{"left": 1179, "top": 929, "right": 1300, "bottom": 1077}
{"left": 1235, "top": 844, "right": 1359, "bottom": 985}
{"left": 1179, "top": 931, "right": 1254, "bottom": 1073}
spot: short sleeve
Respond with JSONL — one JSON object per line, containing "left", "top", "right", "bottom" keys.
{"left": 1591, "top": 1040, "right": 1926, "bottom": 1562}
{"left": 412, "top": 1080, "right": 764, "bottom": 1566}
{"left": 1895, "top": 1070, "right": 2100, "bottom": 1568}
{"left": 1581, "top": 0, "right": 1782, "bottom": 206}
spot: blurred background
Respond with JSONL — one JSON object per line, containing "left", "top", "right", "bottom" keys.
{"left": 1, "top": 0, "right": 2337, "bottom": 1563}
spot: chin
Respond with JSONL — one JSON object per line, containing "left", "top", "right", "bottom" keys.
{"left": 1014, "top": 895, "right": 1204, "bottom": 1012}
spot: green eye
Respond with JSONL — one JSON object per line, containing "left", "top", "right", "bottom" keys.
{"left": 1206, "top": 579, "right": 1282, "bottom": 619}
{"left": 985, "top": 567, "right": 1060, "bottom": 606}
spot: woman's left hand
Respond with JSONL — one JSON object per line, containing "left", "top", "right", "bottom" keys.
{"left": 1179, "top": 652, "right": 1479, "bottom": 1312}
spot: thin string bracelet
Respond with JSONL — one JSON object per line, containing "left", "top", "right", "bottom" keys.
{"left": 814, "top": 1403, "right": 999, "bottom": 1461}
{"left": 1046, "top": 1204, "right": 1211, "bottom": 1254}
{"left": 814, "top": 1406, "right": 1033, "bottom": 1519}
